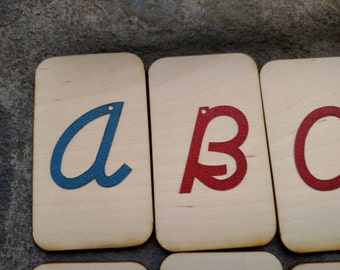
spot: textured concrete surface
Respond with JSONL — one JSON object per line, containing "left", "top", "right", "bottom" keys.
{"left": 0, "top": 1, "right": 339, "bottom": 269}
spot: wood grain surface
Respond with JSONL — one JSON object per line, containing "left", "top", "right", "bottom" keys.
{"left": 261, "top": 57, "right": 340, "bottom": 253}
{"left": 149, "top": 53, "right": 276, "bottom": 252}
{"left": 160, "top": 252, "right": 282, "bottom": 270}
{"left": 292, "top": 262, "right": 340, "bottom": 270}
{"left": 33, "top": 53, "right": 153, "bottom": 250}
{"left": 34, "top": 262, "right": 147, "bottom": 270}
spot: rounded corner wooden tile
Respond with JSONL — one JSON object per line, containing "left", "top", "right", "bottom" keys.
{"left": 34, "top": 262, "right": 148, "bottom": 270}
{"left": 149, "top": 53, "right": 277, "bottom": 252}
{"left": 292, "top": 262, "right": 340, "bottom": 270}
{"left": 33, "top": 53, "right": 153, "bottom": 251}
{"left": 160, "top": 252, "right": 282, "bottom": 270}
{"left": 261, "top": 56, "right": 340, "bottom": 253}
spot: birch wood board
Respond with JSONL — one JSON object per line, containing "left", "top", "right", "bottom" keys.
{"left": 33, "top": 53, "right": 153, "bottom": 251}
{"left": 149, "top": 53, "right": 276, "bottom": 252}
{"left": 34, "top": 262, "right": 147, "bottom": 270}
{"left": 160, "top": 252, "right": 282, "bottom": 270}
{"left": 261, "top": 57, "right": 340, "bottom": 253}
{"left": 292, "top": 262, "right": 340, "bottom": 270}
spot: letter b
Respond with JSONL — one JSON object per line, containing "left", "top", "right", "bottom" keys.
{"left": 180, "top": 105, "right": 249, "bottom": 193}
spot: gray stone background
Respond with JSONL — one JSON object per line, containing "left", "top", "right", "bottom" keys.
{"left": 0, "top": 0, "right": 339, "bottom": 269}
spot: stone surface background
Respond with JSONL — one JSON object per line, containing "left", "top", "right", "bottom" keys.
{"left": 0, "top": 1, "right": 339, "bottom": 269}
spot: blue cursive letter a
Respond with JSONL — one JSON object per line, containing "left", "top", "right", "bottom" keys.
{"left": 50, "top": 102, "right": 132, "bottom": 189}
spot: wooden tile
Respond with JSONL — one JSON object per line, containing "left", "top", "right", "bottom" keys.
{"left": 261, "top": 57, "right": 340, "bottom": 252}
{"left": 149, "top": 53, "right": 276, "bottom": 251}
{"left": 34, "top": 262, "right": 147, "bottom": 270}
{"left": 293, "top": 262, "right": 340, "bottom": 270}
{"left": 33, "top": 53, "right": 153, "bottom": 250}
{"left": 160, "top": 252, "right": 282, "bottom": 270}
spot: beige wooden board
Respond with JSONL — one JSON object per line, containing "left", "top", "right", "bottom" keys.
{"left": 34, "top": 262, "right": 147, "bottom": 270}
{"left": 160, "top": 252, "right": 282, "bottom": 270}
{"left": 33, "top": 53, "right": 153, "bottom": 250}
{"left": 293, "top": 262, "right": 340, "bottom": 270}
{"left": 149, "top": 53, "right": 276, "bottom": 252}
{"left": 261, "top": 57, "right": 340, "bottom": 253}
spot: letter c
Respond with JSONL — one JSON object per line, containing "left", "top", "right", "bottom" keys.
{"left": 294, "top": 106, "right": 340, "bottom": 191}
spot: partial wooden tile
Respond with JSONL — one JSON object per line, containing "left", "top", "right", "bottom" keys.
{"left": 34, "top": 262, "right": 147, "bottom": 270}
{"left": 149, "top": 53, "right": 276, "bottom": 251}
{"left": 261, "top": 57, "right": 340, "bottom": 252}
{"left": 160, "top": 252, "right": 282, "bottom": 270}
{"left": 293, "top": 262, "right": 340, "bottom": 270}
{"left": 33, "top": 53, "right": 153, "bottom": 250}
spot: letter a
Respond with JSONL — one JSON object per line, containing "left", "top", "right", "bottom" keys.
{"left": 180, "top": 105, "right": 248, "bottom": 193}
{"left": 50, "top": 102, "right": 132, "bottom": 189}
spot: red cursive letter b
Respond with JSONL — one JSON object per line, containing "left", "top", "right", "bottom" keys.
{"left": 180, "top": 106, "right": 249, "bottom": 193}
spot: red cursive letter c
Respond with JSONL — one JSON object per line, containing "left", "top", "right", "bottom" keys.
{"left": 294, "top": 106, "right": 340, "bottom": 191}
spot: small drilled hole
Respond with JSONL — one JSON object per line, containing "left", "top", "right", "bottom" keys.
{"left": 108, "top": 105, "right": 113, "bottom": 111}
